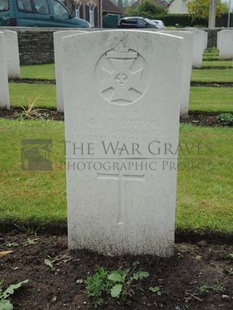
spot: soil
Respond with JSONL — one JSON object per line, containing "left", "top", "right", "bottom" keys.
{"left": 0, "top": 231, "right": 233, "bottom": 310}
{"left": 9, "top": 79, "right": 233, "bottom": 88}
{"left": 0, "top": 107, "right": 232, "bottom": 127}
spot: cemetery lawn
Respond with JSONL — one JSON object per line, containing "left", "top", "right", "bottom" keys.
{"left": 18, "top": 64, "right": 233, "bottom": 84}
{"left": 192, "top": 68, "right": 233, "bottom": 83}
{"left": 190, "top": 87, "right": 233, "bottom": 112}
{"left": 0, "top": 120, "right": 232, "bottom": 234}
{"left": 8, "top": 83, "right": 233, "bottom": 113}
{"left": 20, "top": 64, "right": 55, "bottom": 80}
{"left": 9, "top": 83, "right": 56, "bottom": 109}
{"left": 203, "top": 60, "right": 233, "bottom": 68}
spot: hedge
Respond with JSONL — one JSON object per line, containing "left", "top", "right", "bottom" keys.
{"left": 131, "top": 13, "right": 233, "bottom": 28}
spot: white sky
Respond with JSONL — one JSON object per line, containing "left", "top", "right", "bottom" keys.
{"left": 222, "top": 0, "right": 233, "bottom": 9}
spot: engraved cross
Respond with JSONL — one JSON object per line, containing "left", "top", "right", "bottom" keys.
{"left": 97, "top": 170, "right": 144, "bottom": 225}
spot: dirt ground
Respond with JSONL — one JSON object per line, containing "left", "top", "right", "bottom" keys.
{"left": 0, "top": 231, "right": 233, "bottom": 310}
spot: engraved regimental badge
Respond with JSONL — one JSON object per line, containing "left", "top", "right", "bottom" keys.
{"left": 95, "top": 44, "right": 149, "bottom": 105}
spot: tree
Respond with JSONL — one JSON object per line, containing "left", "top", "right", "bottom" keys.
{"left": 125, "top": 0, "right": 167, "bottom": 19}
{"left": 187, "top": 0, "right": 228, "bottom": 21}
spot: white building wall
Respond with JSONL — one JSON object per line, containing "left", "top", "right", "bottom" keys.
{"left": 168, "top": 0, "right": 191, "bottom": 14}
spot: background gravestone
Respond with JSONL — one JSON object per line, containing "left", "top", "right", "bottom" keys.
{"left": 162, "top": 31, "right": 193, "bottom": 116}
{"left": 0, "top": 32, "right": 10, "bottom": 109}
{"left": 2, "top": 30, "right": 20, "bottom": 79}
{"left": 217, "top": 30, "right": 233, "bottom": 59}
{"left": 63, "top": 30, "right": 184, "bottom": 257}
{"left": 186, "top": 28, "right": 208, "bottom": 68}
{"left": 54, "top": 30, "right": 86, "bottom": 112}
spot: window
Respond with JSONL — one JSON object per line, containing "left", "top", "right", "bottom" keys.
{"left": 137, "top": 19, "right": 146, "bottom": 26}
{"left": 128, "top": 19, "right": 137, "bottom": 25}
{"left": 0, "top": 0, "right": 9, "bottom": 11}
{"left": 51, "top": 0, "right": 69, "bottom": 18}
{"left": 17, "top": 0, "right": 49, "bottom": 14}
{"left": 17, "top": 0, "right": 33, "bottom": 12}
{"left": 33, "top": 0, "right": 49, "bottom": 15}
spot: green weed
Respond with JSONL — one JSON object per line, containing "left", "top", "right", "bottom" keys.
{"left": 216, "top": 113, "right": 233, "bottom": 126}
{"left": 198, "top": 282, "right": 225, "bottom": 295}
{"left": 0, "top": 279, "right": 29, "bottom": 310}
{"left": 85, "top": 263, "right": 150, "bottom": 308}
{"left": 44, "top": 255, "right": 59, "bottom": 271}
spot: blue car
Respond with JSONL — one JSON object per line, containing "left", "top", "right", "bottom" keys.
{"left": 0, "top": 0, "right": 91, "bottom": 28}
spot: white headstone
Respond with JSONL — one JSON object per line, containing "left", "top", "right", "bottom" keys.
{"left": 217, "top": 30, "right": 233, "bottom": 59}
{"left": 0, "top": 32, "right": 10, "bottom": 109}
{"left": 186, "top": 29, "right": 208, "bottom": 68}
{"left": 54, "top": 31, "right": 86, "bottom": 112}
{"left": 2, "top": 30, "right": 20, "bottom": 79}
{"left": 63, "top": 30, "right": 184, "bottom": 257}
{"left": 162, "top": 30, "right": 193, "bottom": 116}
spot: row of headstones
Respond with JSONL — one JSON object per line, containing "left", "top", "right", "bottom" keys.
{"left": 54, "top": 29, "right": 233, "bottom": 116}
{"left": 0, "top": 30, "right": 20, "bottom": 109}
{"left": 0, "top": 29, "right": 232, "bottom": 112}
{"left": 55, "top": 28, "right": 208, "bottom": 116}
{"left": 60, "top": 28, "right": 233, "bottom": 257}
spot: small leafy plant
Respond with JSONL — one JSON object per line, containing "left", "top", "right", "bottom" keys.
{"left": 44, "top": 255, "right": 59, "bottom": 271}
{"left": 85, "top": 263, "right": 150, "bottom": 308}
{"left": 1, "top": 242, "right": 19, "bottom": 249}
{"left": 0, "top": 279, "right": 29, "bottom": 310}
{"left": 216, "top": 113, "right": 233, "bottom": 126}
{"left": 84, "top": 267, "right": 111, "bottom": 308}
{"left": 108, "top": 269, "right": 149, "bottom": 303}
{"left": 24, "top": 238, "right": 38, "bottom": 246}
{"left": 198, "top": 282, "right": 225, "bottom": 295}
{"left": 11, "top": 97, "right": 49, "bottom": 121}
{"left": 149, "top": 286, "right": 162, "bottom": 295}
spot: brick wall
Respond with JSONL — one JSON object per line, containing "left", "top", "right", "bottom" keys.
{"left": 0, "top": 27, "right": 89, "bottom": 65}
{"left": 18, "top": 30, "right": 54, "bottom": 64}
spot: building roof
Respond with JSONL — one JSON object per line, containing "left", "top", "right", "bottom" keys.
{"left": 131, "top": 0, "right": 169, "bottom": 9}
{"left": 103, "top": 0, "right": 124, "bottom": 14}
{"left": 163, "top": 0, "right": 173, "bottom": 5}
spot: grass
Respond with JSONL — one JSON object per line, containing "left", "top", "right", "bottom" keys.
{"left": 176, "top": 124, "right": 233, "bottom": 232}
{"left": 19, "top": 64, "right": 233, "bottom": 84}
{"left": 1, "top": 59, "right": 233, "bottom": 233}
{"left": 202, "top": 60, "right": 233, "bottom": 68}
{"left": 203, "top": 56, "right": 219, "bottom": 61}
{"left": 192, "top": 68, "right": 233, "bottom": 83}
{"left": 0, "top": 120, "right": 232, "bottom": 232}
{"left": 20, "top": 64, "right": 55, "bottom": 80}
{"left": 203, "top": 48, "right": 219, "bottom": 61}
{"left": 189, "top": 87, "right": 233, "bottom": 112}
{"left": 9, "top": 83, "right": 56, "bottom": 109}
{"left": 9, "top": 83, "right": 233, "bottom": 113}
{"left": 19, "top": 63, "right": 233, "bottom": 85}
{"left": 0, "top": 119, "right": 66, "bottom": 225}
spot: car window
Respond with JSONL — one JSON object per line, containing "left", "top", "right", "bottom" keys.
{"left": 17, "top": 0, "right": 33, "bottom": 12}
{"left": 127, "top": 18, "right": 137, "bottom": 25}
{"left": 0, "top": 0, "right": 9, "bottom": 11}
{"left": 51, "top": 0, "right": 69, "bottom": 18}
{"left": 33, "top": 0, "right": 49, "bottom": 15}
{"left": 137, "top": 19, "right": 146, "bottom": 26}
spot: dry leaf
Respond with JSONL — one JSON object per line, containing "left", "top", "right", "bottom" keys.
{"left": 0, "top": 250, "right": 13, "bottom": 257}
